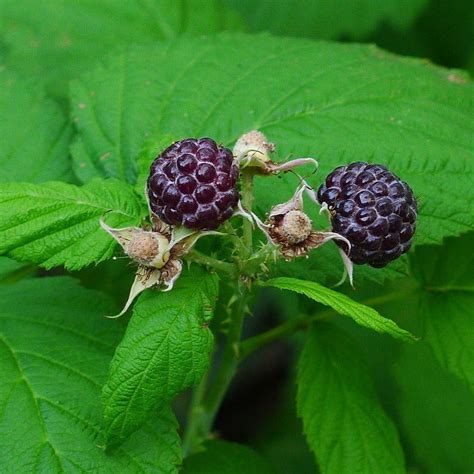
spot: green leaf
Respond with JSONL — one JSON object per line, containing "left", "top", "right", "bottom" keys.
{"left": 182, "top": 440, "right": 274, "bottom": 474}
{"left": 0, "top": 72, "right": 73, "bottom": 183}
{"left": 226, "top": 0, "right": 427, "bottom": 40}
{"left": 421, "top": 292, "right": 474, "bottom": 392}
{"left": 70, "top": 34, "right": 474, "bottom": 285}
{"left": 262, "top": 277, "right": 414, "bottom": 341}
{"left": 409, "top": 232, "right": 474, "bottom": 392}
{"left": 0, "top": 277, "right": 181, "bottom": 473}
{"left": 392, "top": 338, "right": 474, "bottom": 473}
{"left": 103, "top": 267, "right": 218, "bottom": 448}
{"left": 0, "top": 0, "right": 242, "bottom": 97}
{"left": 297, "top": 323, "right": 405, "bottom": 473}
{"left": 0, "top": 73, "right": 76, "bottom": 281}
{"left": 0, "top": 179, "right": 144, "bottom": 270}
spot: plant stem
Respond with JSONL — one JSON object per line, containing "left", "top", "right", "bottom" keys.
{"left": 182, "top": 368, "right": 209, "bottom": 456}
{"left": 186, "top": 250, "right": 235, "bottom": 276}
{"left": 239, "top": 288, "right": 414, "bottom": 359}
{"left": 240, "top": 315, "right": 307, "bottom": 359}
{"left": 198, "top": 286, "right": 248, "bottom": 434}
{"left": 182, "top": 283, "right": 250, "bottom": 456}
{"left": 241, "top": 171, "right": 254, "bottom": 256}
{"left": 182, "top": 170, "right": 255, "bottom": 455}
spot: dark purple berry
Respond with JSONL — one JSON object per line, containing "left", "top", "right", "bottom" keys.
{"left": 177, "top": 154, "right": 198, "bottom": 173}
{"left": 336, "top": 200, "right": 356, "bottom": 217}
{"left": 356, "top": 208, "right": 377, "bottom": 225}
{"left": 147, "top": 138, "right": 240, "bottom": 230}
{"left": 317, "top": 162, "right": 417, "bottom": 268}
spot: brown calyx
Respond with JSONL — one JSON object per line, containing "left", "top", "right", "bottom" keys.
{"left": 268, "top": 210, "right": 324, "bottom": 259}
{"left": 281, "top": 210, "right": 312, "bottom": 244}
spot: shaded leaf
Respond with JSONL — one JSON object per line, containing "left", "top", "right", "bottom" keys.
{"left": 392, "top": 339, "right": 474, "bottom": 473}
{"left": 0, "top": 72, "right": 73, "bottom": 183}
{"left": 0, "top": 277, "right": 181, "bottom": 473}
{"left": 0, "top": 257, "right": 35, "bottom": 284}
{"left": 409, "top": 232, "right": 474, "bottom": 392}
{"left": 262, "top": 277, "right": 414, "bottom": 341}
{"left": 0, "top": 0, "right": 243, "bottom": 96}
{"left": 226, "top": 0, "right": 427, "bottom": 40}
{"left": 182, "top": 440, "right": 274, "bottom": 474}
{"left": 251, "top": 369, "right": 318, "bottom": 474}
{"left": 103, "top": 267, "right": 218, "bottom": 448}
{"left": 345, "top": 233, "right": 474, "bottom": 470}
{"left": 297, "top": 323, "right": 405, "bottom": 473}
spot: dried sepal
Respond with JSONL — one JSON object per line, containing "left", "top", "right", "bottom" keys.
{"left": 265, "top": 157, "right": 319, "bottom": 174}
{"left": 169, "top": 225, "right": 199, "bottom": 247}
{"left": 269, "top": 181, "right": 306, "bottom": 217}
{"left": 161, "top": 259, "right": 183, "bottom": 292}
{"left": 233, "top": 200, "right": 256, "bottom": 226}
{"left": 144, "top": 188, "right": 173, "bottom": 237}
{"left": 150, "top": 212, "right": 172, "bottom": 239}
{"left": 319, "top": 201, "right": 330, "bottom": 216}
{"left": 106, "top": 266, "right": 161, "bottom": 319}
{"left": 335, "top": 247, "right": 354, "bottom": 288}
{"left": 106, "top": 257, "right": 185, "bottom": 318}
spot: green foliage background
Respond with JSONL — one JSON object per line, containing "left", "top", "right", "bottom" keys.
{"left": 0, "top": 0, "right": 473, "bottom": 473}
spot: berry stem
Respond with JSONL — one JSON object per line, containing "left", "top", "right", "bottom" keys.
{"left": 241, "top": 170, "right": 254, "bottom": 256}
{"left": 239, "top": 315, "right": 308, "bottom": 359}
{"left": 186, "top": 250, "right": 236, "bottom": 276}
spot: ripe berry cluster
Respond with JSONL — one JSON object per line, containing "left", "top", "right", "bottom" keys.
{"left": 147, "top": 138, "right": 239, "bottom": 230}
{"left": 146, "top": 135, "right": 417, "bottom": 269}
{"left": 317, "top": 162, "right": 417, "bottom": 267}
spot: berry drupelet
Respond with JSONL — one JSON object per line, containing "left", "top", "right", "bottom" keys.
{"left": 317, "top": 162, "right": 417, "bottom": 268}
{"left": 147, "top": 138, "right": 240, "bottom": 230}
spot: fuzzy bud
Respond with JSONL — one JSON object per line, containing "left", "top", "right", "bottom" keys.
{"left": 125, "top": 232, "right": 170, "bottom": 268}
{"left": 233, "top": 130, "right": 275, "bottom": 169}
{"left": 100, "top": 219, "right": 171, "bottom": 270}
{"left": 233, "top": 130, "right": 318, "bottom": 175}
